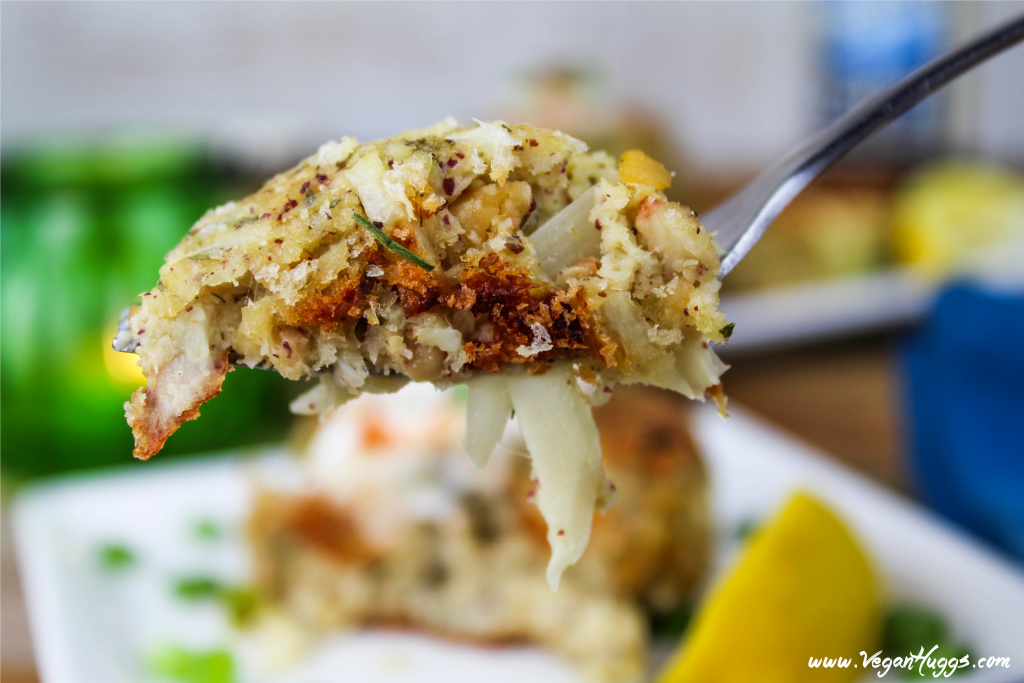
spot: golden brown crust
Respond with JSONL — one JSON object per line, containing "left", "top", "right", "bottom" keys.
{"left": 126, "top": 353, "right": 231, "bottom": 459}
{"left": 289, "top": 248, "right": 613, "bottom": 375}
{"left": 707, "top": 382, "right": 728, "bottom": 416}
{"left": 286, "top": 273, "right": 370, "bottom": 333}
{"left": 453, "top": 253, "right": 609, "bottom": 373}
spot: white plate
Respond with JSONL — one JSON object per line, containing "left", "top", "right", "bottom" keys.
{"left": 14, "top": 406, "right": 1024, "bottom": 683}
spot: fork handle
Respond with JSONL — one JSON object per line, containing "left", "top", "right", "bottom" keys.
{"left": 710, "top": 12, "right": 1024, "bottom": 277}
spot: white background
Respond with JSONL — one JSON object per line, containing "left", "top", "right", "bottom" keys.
{"left": 3, "top": 1, "right": 1023, "bottom": 172}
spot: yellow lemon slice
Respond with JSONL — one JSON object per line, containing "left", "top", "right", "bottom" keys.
{"left": 658, "top": 491, "right": 879, "bottom": 683}
{"left": 891, "top": 162, "right": 1024, "bottom": 276}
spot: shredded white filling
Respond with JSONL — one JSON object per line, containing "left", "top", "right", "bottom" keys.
{"left": 343, "top": 152, "right": 404, "bottom": 225}
{"left": 505, "top": 363, "right": 608, "bottom": 591}
{"left": 463, "top": 374, "right": 513, "bottom": 469}
{"left": 312, "top": 137, "right": 358, "bottom": 167}
{"left": 517, "top": 323, "right": 554, "bottom": 357}
{"left": 529, "top": 186, "right": 601, "bottom": 279}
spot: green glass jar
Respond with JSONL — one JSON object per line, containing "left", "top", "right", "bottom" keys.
{"left": 1, "top": 132, "right": 295, "bottom": 480}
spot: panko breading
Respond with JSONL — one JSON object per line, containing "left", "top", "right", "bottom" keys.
{"left": 122, "top": 119, "right": 730, "bottom": 587}
{"left": 248, "top": 385, "right": 710, "bottom": 683}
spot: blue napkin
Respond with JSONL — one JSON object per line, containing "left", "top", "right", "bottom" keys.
{"left": 901, "top": 284, "right": 1024, "bottom": 560}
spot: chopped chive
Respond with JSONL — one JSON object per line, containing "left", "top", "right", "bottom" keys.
{"left": 175, "top": 576, "right": 223, "bottom": 600}
{"left": 353, "top": 213, "right": 434, "bottom": 272}
{"left": 172, "top": 576, "right": 260, "bottom": 627}
{"left": 194, "top": 520, "right": 220, "bottom": 540}
{"left": 100, "top": 544, "right": 135, "bottom": 569}
{"left": 734, "top": 518, "right": 760, "bottom": 540}
{"left": 221, "top": 587, "right": 259, "bottom": 627}
{"left": 720, "top": 322, "right": 735, "bottom": 340}
{"left": 148, "top": 646, "right": 235, "bottom": 683}
{"left": 649, "top": 603, "right": 694, "bottom": 638}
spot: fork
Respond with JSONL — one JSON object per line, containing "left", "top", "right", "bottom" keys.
{"left": 707, "top": 12, "right": 1024, "bottom": 277}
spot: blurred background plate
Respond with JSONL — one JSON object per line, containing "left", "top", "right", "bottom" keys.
{"left": 719, "top": 237, "right": 1024, "bottom": 353}
{"left": 14, "top": 405, "right": 1024, "bottom": 683}
{"left": 720, "top": 268, "right": 936, "bottom": 353}
{"left": 715, "top": 161, "right": 1024, "bottom": 354}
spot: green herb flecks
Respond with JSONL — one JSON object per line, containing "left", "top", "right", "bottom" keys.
{"left": 194, "top": 520, "right": 220, "bottom": 540}
{"left": 405, "top": 137, "right": 443, "bottom": 156}
{"left": 649, "top": 603, "right": 694, "bottom": 638}
{"left": 880, "top": 603, "right": 972, "bottom": 676}
{"left": 100, "top": 544, "right": 135, "bottom": 569}
{"left": 733, "top": 518, "right": 760, "bottom": 540}
{"left": 720, "top": 322, "right": 735, "bottom": 340}
{"left": 175, "top": 576, "right": 223, "bottom": 600}
{"left": 148, "top": 646, "right": 235, "bottom": 683}
{"left": 173, "top": 576, "right": 261, "bottom": 628}
{"left": 221, "top": 587, "right": 259, "bottom": 627}
{"left": 353, "top": 213, "right": 434, "bottom": 272}
{"left": 329, "top": 199, "right": 341, "bottom": 209}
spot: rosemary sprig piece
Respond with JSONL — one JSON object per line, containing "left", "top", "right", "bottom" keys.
{"left": 353, "top": 213, "right": 434, "bottom": 272}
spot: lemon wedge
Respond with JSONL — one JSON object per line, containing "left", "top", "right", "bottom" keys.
{"left": 891, "top": 161, "right": 1024, "bottom": 276}
{"left": 658, "top": 491, "right": 879, "bottom": 683}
